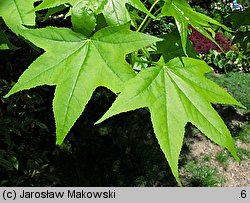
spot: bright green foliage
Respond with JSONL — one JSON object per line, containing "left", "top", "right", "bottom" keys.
{"left": 42, "top": 5, "right": 68, "bottom": 22}
{"left": 4, "top": 25, "right": 160, "bottom": 144}
{"left": 80, "top": 0, "right": 152, "bottom": 26}
{"left": 32, "top": 0, "right": 75, "bottom": 11}
{"left": 96, "top": 57, "right": 243, "bottom": 184}
{"left": 0, "top": 0, "right": 35, "bottom": 34}
{"left": 33, "top": 0, "right": 152, "bottom": 26}
{"left": 71, "top": 1, "right": 96, "bottom": 36}
{"left": 1, "top": 0, "right": 245, "bottom": 186}
{"left": 160, "top": 0, "right": 229, "bottom": 55}
{"left": 97, "top": 0, "right": 153, "bottom": 25}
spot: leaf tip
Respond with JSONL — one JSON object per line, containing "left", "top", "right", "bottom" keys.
{"left": 232, "top": 153, "right": 241, "bottom": 163}
{"left": 176, "top": 177, "right": 182, "bottom": 187}
{"left": 3, "top": 91, "right": 12, "bottom": 99}
{"left": 3, "top": 95, "right": 9, "bottom": 99}
{"left": 94, "top": 118, "right": 105, "bottom": 125}
{"left": 238, "top": 102, "right": 247, "bottom": 109}
{"left": 56, "top": 139, "right": 63, "bottom": 145}
{"left": 56, "top": 134, "right": 65, "bottom": 145}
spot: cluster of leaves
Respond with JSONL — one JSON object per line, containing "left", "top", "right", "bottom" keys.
{"left": 0, "top": 78, "right": 56, "bottom": 186}
{"left": 190, "top": 4, "right": 250, "bottom": 72}
{"left": 204, "top": 1, "right": 250, "bottom": 53}
{"left": 0, "top": 0, "right": 246, "bottom": 185}
{"left": 225, "top": 7, "right": 250, "bottom": 53}
{"left": 202, "top": 49, "right": 250, "bottom": 73}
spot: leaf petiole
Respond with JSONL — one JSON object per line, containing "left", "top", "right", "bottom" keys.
{"left": 136, "top": 0, "right": 160, "bottom": 32}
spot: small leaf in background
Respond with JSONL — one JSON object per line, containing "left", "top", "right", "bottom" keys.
{"left": 8, "top": 155, "right": 19, "bottom": 171}
{"left": 132, "top": 56, "right": 148, "bottom": 71}
{"left": 157, "top": 29, "right": 197, "bottom": 62}
{"left": 31, "top": 0, "right": 76, "bottom": 12}
{"left": 225, "top": 7, "right": 250, "bottom": 30}
{"left": 100, "top": 0, "right": 153, "bottom": 26}
{"left": 96, "top": 57, "right": 244, "bottom": 185}
{"left": 0, "top": 26, "right": 17, "bottom": 50}
{"left": 41, "top": 5, "right": 68, "bottom": 22}
{"left": 4, "top": 25, "right": 160, "bottom": 145}
{"left": 128, "top": 10, "right": 143, "bottom": 29}
{"left": 233, "top": 31, "right": 250, "bottom": 52}
{"left": 0, "top": 0, "right": 35, "bottom": 35}
{"left": 71, "top": 1, "right": 96, "bottom": 37}
{"left": 160, "top": 0, "right": 229, "bottom": 55}
{"left": 224, "top": 7, "right": 250, "bottom": 53}
{"left": 0, "top": 158, "right": 14, "bottom": 171}
{"left": 32, "top": 0, "right": 153, "bottom": 26}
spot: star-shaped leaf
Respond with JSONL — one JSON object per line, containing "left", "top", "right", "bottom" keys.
{"left": 160, "top": 0, "right": 229, "bottom": 55}
{"left": 96, "top": 57, "right": 244, "bottom": 185}
{"left": 0, "top": 0, "right": 35, "bottom": 34}
{"left": 4, "top": 25, "right": 160, "bottom": 144}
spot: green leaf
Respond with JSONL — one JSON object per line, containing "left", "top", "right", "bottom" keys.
{"left": 33, "top": 0, "right": 153, "bottom": 26}
{"left": 225, "top": 7, "right": 250, "bottom": 30}
{"left": 157, "top": 29, "right": 197, "bottom": 62}
{"left": 0, "top": 158, "right": 14, "bottom": 171}
{"left": 0, "top": 0, "right": 35, "bottom": 34}
{"left": 100, "top": 0, "right": 154, "bottom": 25}
{"left": 0, "top": 26, "right": 17, "bottom": 50}
{"left": 42, "top": 5, "right": 68, "bottom": 22}
{"left": 77, "top": 0, "right": 110, "bottom": 14}
{"left": 96, "top": 57, "right": 244, "bottom": 185}
{"left": 160, "top": 0, "right": 229, "bottom": 55}
{"left": 71, "top": 1, "right": 96, "bottom": 36}
{"left": 233, "top": 31, "right": 250, "bottom": 52}
{"left": 32, "top": 0, "right": 76, "bottom": 11}
{"left": 4, "top": 25, "right": 160, "bottom": 144}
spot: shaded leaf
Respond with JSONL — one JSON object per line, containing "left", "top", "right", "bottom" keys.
{"left": 71, "top": 1, "right": 96, "bottom": 36}
{"left": 0, "top": 26, "right": 17, "bottom": 50}
{"left": 225, "top": 7, "right": 250, "bottom": 30}
{"left": 233, "top": 31, "right": 250, "bottom": 52}
{"left": 0, "top": 158, "right": 14, "bottom": 171}
{"left": 157, "top": 29, "right": 197, "bottom": 62}
{"left": 42, "top": 5, "right": 68, "bottom": 22}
